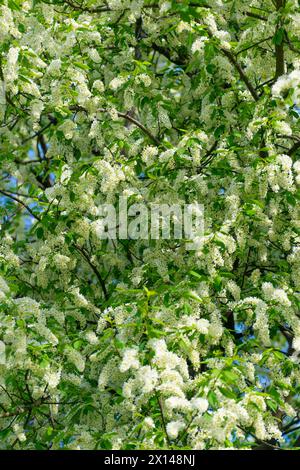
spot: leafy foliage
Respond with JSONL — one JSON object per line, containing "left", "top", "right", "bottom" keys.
{"left": 0, "top": 0, "right": 300, "bottom": 450}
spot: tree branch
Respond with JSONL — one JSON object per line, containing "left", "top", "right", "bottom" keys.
{"left": 203, "top": 27, "right": 259, "bottom": 101}
{"left": 116, "top": 110, "right": 161, "bottom": 146}
{"left": 74, "top": 244, "right": 109, "bottom": 300}
{"left": 156, "top": 393, "right": 171, "bottom": 447}
{"left": 22, "top": 120, "right": 54, "bottom": 145}
{"left": 70, "top": 105, "right": 161, "bottom": 146}
{"left": 275, "top": 0, "right": 285, "bottom": 79}
{"left": 246, "top": 12, "right": 267, "bottom": 21}
{"left": 288, "top": 141, "right": 300, "bottom": 156}
{"left": 0, "top": 190, "right": 41, "bottom": 221}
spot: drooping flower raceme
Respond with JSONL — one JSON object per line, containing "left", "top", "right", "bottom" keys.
{"left": 0, "top": 0, "right": 300, "bottom": 451}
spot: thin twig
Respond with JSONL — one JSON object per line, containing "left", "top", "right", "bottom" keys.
{"left": 0, "top": 190, "right": 41, "bottom": 221}
{"left": 156, "top": 393, "right": 171, "bottom": 447}
{"left": 74, "top": 244, "right": 109, "bottom": 300}
{"left": 203, "top": 26, "right": 259, "bottom": 101}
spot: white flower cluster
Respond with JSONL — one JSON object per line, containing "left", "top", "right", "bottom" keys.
{"left": 265, "top": 154, "right": 294, "bottom": 192}
{"left": 262, "top": 282, "right": 291, "bottom": 307}
{"left": 109, "top": 76, "right": 127, "bottom": 90}
{"left": 4, "top": 46, "right": 19, "bottom": 84}
{"left": 272, "top": 70, "right": 300, "bottom": 103}
{"left": 191, "top": 37, "right": 208, "bottom": 54}
{"left": 141, "top": 145, "right": 158, "bottom": 166}
{"left": 119, "top": 348, "right": 140, "bottom": 372}
{"left": 135, "top": 74, "right": 151, "bottom": 87}
{"left": 0, "top": 0, "right": 300, "bottom": 452}
{"left": 64, "top": 346, "right": 86, "bottom": 372}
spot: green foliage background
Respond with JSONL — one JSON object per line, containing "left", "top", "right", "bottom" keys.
{"left": 0, "top": 0, "right": 300, "bottom": 450}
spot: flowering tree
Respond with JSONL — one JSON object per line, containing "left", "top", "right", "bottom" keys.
{"left": 0, "top": 0, "right": 300, "bottom": 451}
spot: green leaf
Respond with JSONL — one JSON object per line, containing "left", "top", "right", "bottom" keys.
{"left": 208, "top": 390, "right": 218, "bottom": 409}
{"left": 36, "top": 227, "right": 44, "bottom": 239}
{"left": 73, "top": 340, "right": 83, "bottom": 350}
{"left": 70, "top": 191, "right": 76, "bottom": 203}
{"left": 273, "top": 28, "right": 285, "bottom": 46}
{"left": 222, "top": 369, "right": 239, "bottom": 383}
{"left": 214, "top": 125, "right": 225, "bottom": 139}
{"left": 219, "top": 387, "right": 236, "bottom": 399}
{"left": 74, "top": 62, "right": 90, "bottom": 71}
